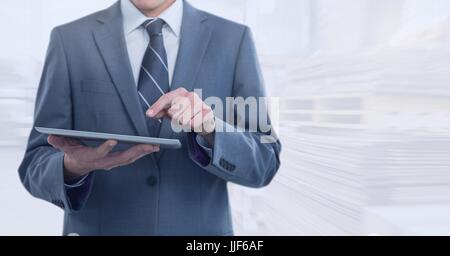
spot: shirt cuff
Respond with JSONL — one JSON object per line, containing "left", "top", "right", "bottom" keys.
{"left": 64, "top": 173, "right": 93, "bottom": 211}
{"left": 64, "top": 174, "right": 89, "bottom": 188}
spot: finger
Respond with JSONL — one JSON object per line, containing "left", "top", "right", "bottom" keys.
{"left": 171, "top": 93, "right": 202, "bottom": 118}
{"left": 64, "top": 137, "right": 82, "bottom": 147}
{"left": 94, "top": 140, "right": 117, "bottom": 158}
{"left": 188, "top": 92, "right": 204, "bottom": 118}
{"left": 189, "top": 104, "right": 212, "bottom": 131}
{"left": 102, "top": 145, "right": 159, "bottom": 170}
{"left": 193, "top": 108, "right": 215, "bottom": 134}
{"left": 169, "top": 101, "right": 192, "bottom": 125}
{"left": 153, "top": 109, "right": 169, "bottom": 119}
{"left": 147, "top": 88, "right": 188, "bottom": 118}
{"left": 167, "top": 97, "right": 190, "bottom": 119}
{"left": 202, "top": 109, "right": 216, "bottom": 134}
{"left": 117, "top": 144, "right": 158, "bottom": 162}
{"left": 178, "top": 106, "right": 200, "bottom": 129}
{"left": 97, "top": 144, "right": 159, "bottom": 170}
{"left": 179, "top": 93, "right": 203, "bottom": 127}
{"left": 48, "top": 136, "right": 81, "bottom": 153}
{"left": 47, "top": 135, "right": 66, "bottom": 149}
{"left": 123, "top": 147, "right": 158, "bottom": 165}
{"left": 172, "top": 97, "right": 204, "bottom": 128}
{"left": 191, "top": 110, "right": 204, "bottom": 133}
{"left": 175, "top": 111, "right": 195, "bottom": 132}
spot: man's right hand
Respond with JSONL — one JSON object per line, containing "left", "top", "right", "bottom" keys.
{"left": 47, "top": 135, "right": 160, "bottom": 182}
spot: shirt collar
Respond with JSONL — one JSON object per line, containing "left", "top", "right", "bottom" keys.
{"left": 121, "top": 0, "right": 183, "bottom": 37}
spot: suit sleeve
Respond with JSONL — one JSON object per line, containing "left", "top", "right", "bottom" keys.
{"left": 18, "top": 28, "right": 93, "bottom": 212}
{"left": 188, "top": 27, "right": 281, "bottom": 188}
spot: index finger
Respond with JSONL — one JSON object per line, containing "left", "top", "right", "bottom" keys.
{"left": 93, "top": 140, "right": 117, "bottom": 158}
{"left": 147, "top": 88, "right": 188, "bottom": 118}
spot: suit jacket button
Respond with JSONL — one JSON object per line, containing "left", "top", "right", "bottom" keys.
{"left": 146, "top": 176, "right": 158, "bottom": 187}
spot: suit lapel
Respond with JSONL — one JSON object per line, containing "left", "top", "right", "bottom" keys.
{"left": 90, "top": 1, "right": 212, "bottom": 158}
{"left": 158, "top": 1, "right": 212, "bottom": 141}
{"left": 92, "top": 2, "right": 149, "bottom": 137}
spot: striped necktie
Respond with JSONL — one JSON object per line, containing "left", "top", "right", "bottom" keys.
{"left": 137, "top": 18, "right": 170, "bottom": 137}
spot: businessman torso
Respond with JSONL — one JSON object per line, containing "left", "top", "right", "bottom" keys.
{"left": 20, "top": 0, "right": 281, "bottom": 236}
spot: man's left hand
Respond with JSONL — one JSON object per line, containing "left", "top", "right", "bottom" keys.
{"left": 146, "top": 88, "right": 216, "bottom": 141}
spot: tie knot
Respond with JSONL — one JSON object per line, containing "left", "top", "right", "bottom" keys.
{"left": 143, "top": 18, "right": 165, "bottom": 37}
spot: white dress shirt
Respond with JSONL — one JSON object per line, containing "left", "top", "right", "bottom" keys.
{"left": 121, "top": 0, "right": 183, "bottom": 86}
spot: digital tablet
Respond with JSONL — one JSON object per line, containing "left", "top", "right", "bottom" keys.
{"left": 35, "top": 127, "right": 182, "bottom": 149}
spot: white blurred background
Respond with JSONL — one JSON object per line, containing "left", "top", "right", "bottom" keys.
{"left": 1, "top": 0, "right": 450, "bottom": 235}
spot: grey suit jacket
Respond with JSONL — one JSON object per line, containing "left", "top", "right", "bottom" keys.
{"left": 18, "top": 0, "right": 281, "bottom": 236}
